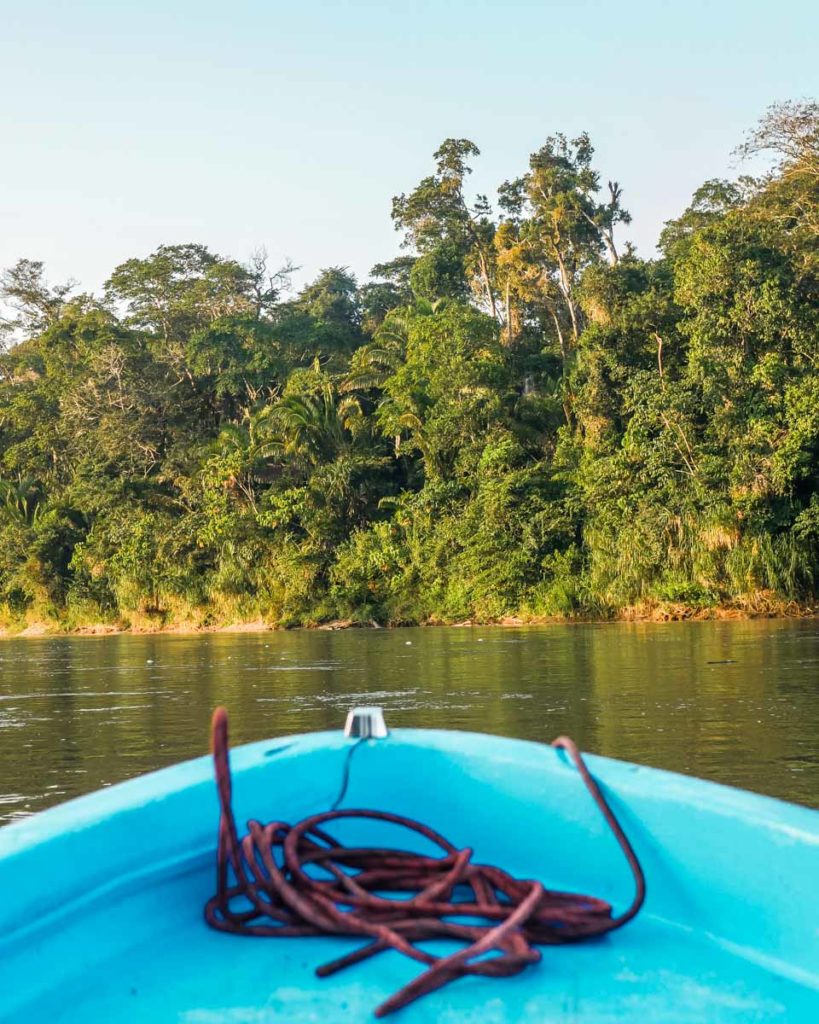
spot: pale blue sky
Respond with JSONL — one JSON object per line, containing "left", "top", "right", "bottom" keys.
{"left": 0, "top": 0, "right": 816, "bottom": 294}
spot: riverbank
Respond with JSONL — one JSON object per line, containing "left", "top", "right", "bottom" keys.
{"left": 1, "top": 598, "right": 815, "bottom": 638}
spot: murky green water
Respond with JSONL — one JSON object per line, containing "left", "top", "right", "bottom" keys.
{"left": 1, "top": 620, "right": 817, "bottom": 824}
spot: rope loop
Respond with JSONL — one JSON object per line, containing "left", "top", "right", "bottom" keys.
{"left": 204, "top": 707, "right": 645, "bottom": 1017}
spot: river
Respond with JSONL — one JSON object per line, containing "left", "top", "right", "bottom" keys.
{"left": 1, "top": 619, "right": 817, "bottom": 824}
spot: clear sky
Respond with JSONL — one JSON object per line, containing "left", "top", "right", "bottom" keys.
{"left": 0, "top": 0, "right": 816, "bottom": 294}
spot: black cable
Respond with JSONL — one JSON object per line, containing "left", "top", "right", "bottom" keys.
{"left": 330, "top": 737, "right": 365, "bottom": 810}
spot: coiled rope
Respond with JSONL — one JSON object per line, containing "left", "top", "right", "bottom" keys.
{"left": 204, "top": 707, "right": 645, "bottom": 1017}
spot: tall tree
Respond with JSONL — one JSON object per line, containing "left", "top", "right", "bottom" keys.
{"left": 392, "top": 140, "right": 498, "bottom": 315}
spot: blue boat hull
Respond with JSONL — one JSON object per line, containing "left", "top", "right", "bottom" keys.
{"left": 0, "top": 728, "right": 817, "bottom": 1021}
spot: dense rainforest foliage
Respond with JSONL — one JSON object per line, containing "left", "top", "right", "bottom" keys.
{"left": 0, "top": 102, "right": 817, "bottom": 630}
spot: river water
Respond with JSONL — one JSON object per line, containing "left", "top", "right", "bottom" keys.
{"left": 0, "top": 619, "right": 817, "bottom": 824}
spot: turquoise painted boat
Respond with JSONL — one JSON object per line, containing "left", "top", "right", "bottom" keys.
{"left": 0, "top": 712, "right": 817, "bottom": 1022}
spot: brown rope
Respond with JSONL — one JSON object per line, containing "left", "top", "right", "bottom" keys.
{"left": 204, "top": 707, "right": 645, "bottom": 1017}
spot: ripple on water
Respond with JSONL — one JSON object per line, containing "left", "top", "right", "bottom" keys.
{"left": 1, "top": 621, "right": 818, "bottom": 822}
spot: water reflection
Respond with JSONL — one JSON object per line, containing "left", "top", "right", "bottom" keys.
{"left": 0, "top": 619, "right": 817, "bottom": 823}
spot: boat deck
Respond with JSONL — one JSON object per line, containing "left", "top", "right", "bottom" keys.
{"left": 1, "top": 728, "right": 817, "bottom": 1021}
{"left": 7, "top": 857, "right": 813, "bottom": 1022}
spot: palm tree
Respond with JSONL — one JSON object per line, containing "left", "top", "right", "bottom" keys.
{"left": 341, "top": 299, "right": 445, "bottom": 395}
{"left": 273, "top": 383, "right": 364, "bottom": 467}
{"left": 0, "top": 477, "right": 44, "bottom": 527}
{"left": 271, "top": 382, "right": 389, "bottom": 529}
{"left": 208, "top": 404, "right": 283, "bottom": 512}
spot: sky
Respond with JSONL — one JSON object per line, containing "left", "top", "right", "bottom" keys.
{"left": 0, "top": 0, "right": 817, "bottom": 296}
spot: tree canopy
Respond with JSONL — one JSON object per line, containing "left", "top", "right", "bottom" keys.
{"left": 1, "top": 102, "right": 817, "bottom": 629}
